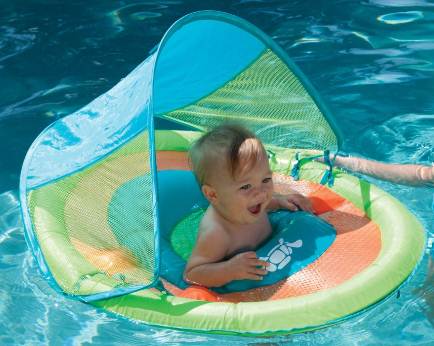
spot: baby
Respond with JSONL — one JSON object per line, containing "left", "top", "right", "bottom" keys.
{"left": 183, "top": 124, "right": 312, "bottom": 288}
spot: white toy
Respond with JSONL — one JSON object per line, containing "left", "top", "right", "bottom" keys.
{"left": 259, "top": 238, "right": 303, "bottom": 272}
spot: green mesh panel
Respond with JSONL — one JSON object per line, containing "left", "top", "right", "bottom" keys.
{"left": 162, "top": 49, "right": 338, "bottom": 150}
{"left": 27, "top": 133, "right": 157, "bottom": 296}
{"left": 170, "top": 208, "right": 205, "bottom": 261}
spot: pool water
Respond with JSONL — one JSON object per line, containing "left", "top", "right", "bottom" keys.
{"left": 1, "top": 1, "right": 433, "bottom": 344}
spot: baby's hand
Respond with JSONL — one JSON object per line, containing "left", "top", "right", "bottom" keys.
{"left": 228, "top": 251, "right": 269, "bottom": 281}
{"left": 275, "top": 192, "right": 313, "bottom": 213}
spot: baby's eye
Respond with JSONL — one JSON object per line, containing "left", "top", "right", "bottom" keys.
{"left": 262, "top": 177, "right": 272, "bottom": 184}
{"left": 240, "top": 184, "right": 251, "bottom": 190}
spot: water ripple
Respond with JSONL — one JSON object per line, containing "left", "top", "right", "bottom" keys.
{"left": 346, "top": 47, "right": 406, "bottom": 56}
{"left": 368, "top": 0, "right": 434, "bottom": 7}
{"left": 357, "top": 113, "right": 434, "bottom": 163}
{"left": 0, "top": 26, "right": 36, "bottom": 64}
{"left": 377, "top": 11, "right": 424, "bottom": 25}
{"left": 343, "top": 70, "right": 414, "bottom": 86}
{"left": 107, "top": 2, "right": 178, "bottom": 32}
{"left": 375, "top": 57, "right": 434, "bottom": 72}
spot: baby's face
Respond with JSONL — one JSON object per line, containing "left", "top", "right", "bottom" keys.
{"left": 210, "top": 153, "right": 273, "bottom": 225}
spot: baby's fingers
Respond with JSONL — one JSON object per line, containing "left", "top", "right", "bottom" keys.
{"left": 243, "top": 251, "right": 258, "bottom": 259}
{"left": 251, "top": 267, "right": 268, "bottom": 276}
{"left": 245, "top": 273, "right": 264, "bottom": 281}
{"left": 289, "top": 195, "right": 313, "bottom": 213}
{"left": 253, "top": 259, "right": 269, "bottom": 268}
{"left": 282, "top": 200, "right": 299, "bottom": 211}
{"left": 296, "top": 198, "right": 313, "bottom": 213}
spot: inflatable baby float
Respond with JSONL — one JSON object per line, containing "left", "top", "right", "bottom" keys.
{"left": 20, "top": 11, "right": 425, "bottom": 336}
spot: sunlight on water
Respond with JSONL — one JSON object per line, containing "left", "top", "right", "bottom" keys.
{"left": 357, "top": 113, "right": 434, "bottom": 163}
{"left": 107, "top": 2, "right": 176, "bottom": 33}
{"left": 377, "top": 11, "right": 424, "bottom": 25}
{"left": 0, "top": 26, "right": 36, "bottom": 64}
{"left": 369, "top": 0, "right": 434, "bottom": 7}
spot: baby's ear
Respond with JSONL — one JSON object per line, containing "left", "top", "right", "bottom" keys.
{"left": 202, "top": 184, "right": 217, "bottom": 203}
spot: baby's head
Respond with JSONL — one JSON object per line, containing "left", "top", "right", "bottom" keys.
{"left": 189, "top": 124, "right": 265, "bottom": 185}
{"left": 190, "top": 123, "right": 273, "bottom": 223}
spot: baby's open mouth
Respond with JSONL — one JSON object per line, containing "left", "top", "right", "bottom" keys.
{"left": 248, "top": 203, "right": 261, "bottom": 215}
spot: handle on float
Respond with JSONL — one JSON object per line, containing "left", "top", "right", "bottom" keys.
{"left": 320, "top": 150, "right": 337, "bottom": 187}
{"left": 290, "top": 152, "right": 323, "bottom": 181}
{"left": 290, "top": 150, "right": 340, "bottom": 187}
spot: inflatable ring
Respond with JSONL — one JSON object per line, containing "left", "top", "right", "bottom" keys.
{"left": 20, "top": 11, "right": 426, "bottom": 336}
{"left": 24, "top": 130, "right": 425, "bottom": 336}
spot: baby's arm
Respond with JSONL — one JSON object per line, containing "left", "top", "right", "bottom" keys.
{"left": 184, "top": 229, "right": 268, "bottom": 287}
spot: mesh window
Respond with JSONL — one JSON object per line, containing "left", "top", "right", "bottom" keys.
{"left": 27, "top": 132, "right": 157, "bottom": 297}
{"left": 161, "top": 49, "right": 338, "bottom": 150}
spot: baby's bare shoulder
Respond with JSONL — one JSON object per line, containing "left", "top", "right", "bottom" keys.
{"left": 197, "top": 221, "right": 229, "bottom": 247}
{"left": 189, "top": 220, "right": 230, "bottom": 261}
{"left": 198, "top": 209, "right": 230, "bottom": 239}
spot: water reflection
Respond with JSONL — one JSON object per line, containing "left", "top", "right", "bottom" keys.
{"left": 357, "top": 113, "right": 434, "bottom": 163}
{"left": 0, "top": 26, "right": 36, "bottom": 64}
{"left": 108, "top": 2, "right": 176, "bottom": 33}
{"left": 377, "top": 11, "right": 424, "bottom": 25}
{"left": 368, "top": 0, "right": 434, "bottom": 7}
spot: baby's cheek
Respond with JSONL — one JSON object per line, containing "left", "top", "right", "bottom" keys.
{"left": 267, "top": 185, "right": 274, "bottom": 199}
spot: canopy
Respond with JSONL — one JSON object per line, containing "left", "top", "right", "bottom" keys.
{"left": 20, "top": 11, "right": 341, "bottom": 301}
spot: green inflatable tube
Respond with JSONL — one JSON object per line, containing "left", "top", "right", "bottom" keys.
{"left": 27, "top": 130, "right": 426, "bottom": 336}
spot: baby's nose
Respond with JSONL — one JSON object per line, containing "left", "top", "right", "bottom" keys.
{"left": 255, "top": 186, "right": 268, "bottom": 199}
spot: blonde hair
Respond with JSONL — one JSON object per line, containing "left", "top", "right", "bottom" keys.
{"left": 189, "top": 123, "right": 267, "bottom": 186}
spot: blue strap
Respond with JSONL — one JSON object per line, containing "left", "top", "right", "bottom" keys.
{"left": 291, "top": 152, "right": 323, "bottom": 181}
{"left": 266, "top": 149, "right": 278, "bottom": 167}
{"left": 291, "top": 152, "right": 301, "bottom": 180}
{"left": 290, "top": 150, "right": 339, "bottom": 187}
{"left": 320, "top": 150, "right": 337, "bottom": 187}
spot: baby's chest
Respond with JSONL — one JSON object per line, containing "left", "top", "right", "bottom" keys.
{"left": 227, "top": 222, "right": 271, "bottom": 256}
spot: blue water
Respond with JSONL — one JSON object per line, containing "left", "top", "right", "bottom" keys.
{"left": 1, "top": 0, "right": 433, "bottom": 344}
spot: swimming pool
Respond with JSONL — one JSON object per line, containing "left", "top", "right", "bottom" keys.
{"left": 1, "top": 0, "right": 433, "bottom": 344}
